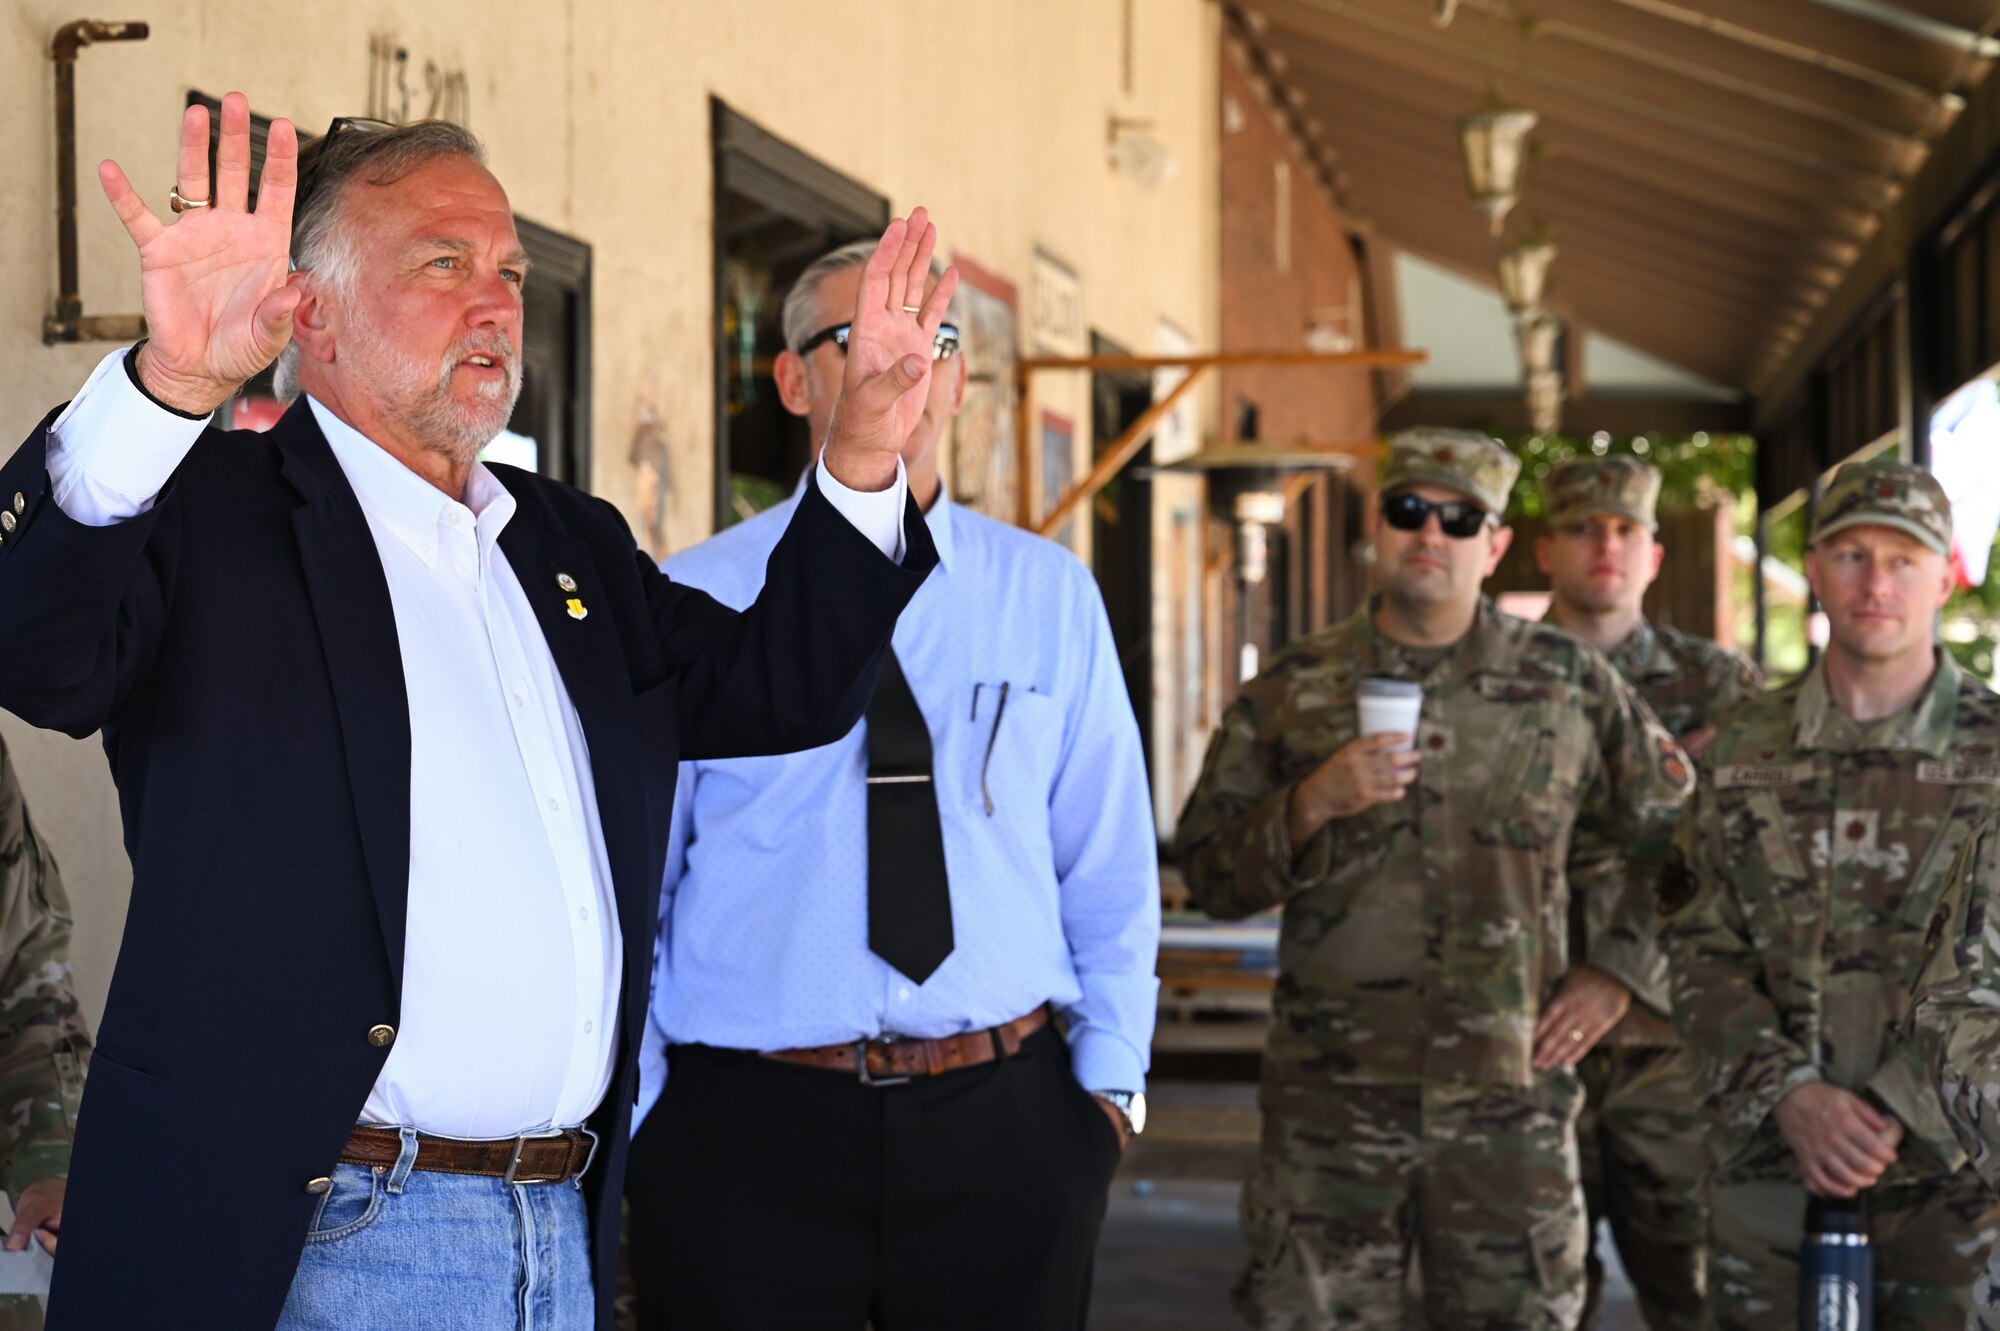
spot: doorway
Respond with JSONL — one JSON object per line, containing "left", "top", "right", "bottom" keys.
{"left": 711, "top": 101, "right": 889, "bottom": 528}
{"left": 1090, "top": 331, "right": 1155, "bottom": 772}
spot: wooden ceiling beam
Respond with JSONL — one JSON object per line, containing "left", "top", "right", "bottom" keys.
{"left": 1292, "top": 76, "right": 1870, "bottom": 261}
{"left": 1864, "top": 0, "right": 2000, "bottom": 38}
{"left": 1253, "top": 0, "right": 1921, "bottom": 179}
{"left": 1366, "top": 201, "right": 1805, "bottom": 344}
{"left": 1376, "top": 201, "right": 1832, "bottom": 329}
{"left": 1268, "top": 32, "right": 1894, "bottom": 217}
{"left": 1321, "top": 136, "right": 1849, "bottom": 299}
{"left": 1611, "top": 0, "right": 1978, "bottom": 91}
{"left": 1467, "top": 0, "right": 1955, "bottom": 137}
{"left": 1317, "top": 128, "right": 1826, "bottom": 277}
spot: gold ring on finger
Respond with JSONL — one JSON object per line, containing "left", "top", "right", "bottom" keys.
{"left": 901, "top": 305, "right": 923, "bottom": 314}
{"left": 169, "top": 187, "right": 212, "bottom": 213}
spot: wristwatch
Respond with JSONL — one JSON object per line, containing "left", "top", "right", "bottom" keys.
{"left": 1090, "top": 1090, "right": 1148, "bottom": 1136}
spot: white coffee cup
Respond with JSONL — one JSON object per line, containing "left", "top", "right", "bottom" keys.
{"left": 1356, "top": 678, "right": 1423, "bottom": 751}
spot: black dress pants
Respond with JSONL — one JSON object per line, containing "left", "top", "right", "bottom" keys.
{"left": 625, "top": 1023, "right": 1123, "bottom": 1331}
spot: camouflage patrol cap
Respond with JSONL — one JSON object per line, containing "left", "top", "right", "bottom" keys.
{"left": 1381, "top": 428, "right": 1520, "bottom": 517}
{"left": 1544, "top": 455, "right": 1662, "bottom": 532}
{"left": 1810, "top": 456, "right": 1953, "bottom": 557}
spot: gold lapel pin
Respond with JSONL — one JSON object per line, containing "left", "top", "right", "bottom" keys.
{"left": 556, "top": 572, "right": 578, "bottom": 592}
{"left": 566, "top": 597, "right": 588, "bottom": 621}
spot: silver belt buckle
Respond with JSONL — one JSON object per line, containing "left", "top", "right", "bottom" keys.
{"left": 503, "top": 1128, "right": 592, "bottom": 1186}
{"left": 856, "top": 1034, "right": 911, "bottom": 1088}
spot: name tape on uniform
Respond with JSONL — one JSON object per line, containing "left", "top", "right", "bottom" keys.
{"left": 1715, "top": 761, "right": 1814, "bottom": 789}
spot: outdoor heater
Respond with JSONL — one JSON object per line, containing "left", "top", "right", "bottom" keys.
{"left": 1167, "top": 445, "right": 1360, "bottom": 680}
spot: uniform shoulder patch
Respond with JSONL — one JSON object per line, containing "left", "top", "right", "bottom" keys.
{"left": 1656, "top": 735, "right": 1691, "bottom": 791}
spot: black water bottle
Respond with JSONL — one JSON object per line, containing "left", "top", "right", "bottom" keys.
{"left": 1799, "top": 1195, "right": 1874, "bottom": 1331}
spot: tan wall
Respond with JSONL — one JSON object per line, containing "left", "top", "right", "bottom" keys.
{"left": 0, "top": 0, "right": 1221, "bottom": 1026}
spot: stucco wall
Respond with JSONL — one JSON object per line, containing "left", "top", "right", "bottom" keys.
{"left": 0, "top": 0, "right": 1220, "bottom": 1025}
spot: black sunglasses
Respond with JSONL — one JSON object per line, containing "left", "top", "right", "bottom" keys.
{"left": 1380, "top": 491, "right": 1493, "bottom": 539}
{"left": 799, "top": 321, "right": 960, "bottom": 361}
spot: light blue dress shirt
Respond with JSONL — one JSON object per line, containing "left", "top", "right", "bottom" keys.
{"left": 635, "top": 490, "right": 1160, "bottom": 1126}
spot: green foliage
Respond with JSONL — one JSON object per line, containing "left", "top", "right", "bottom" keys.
{"left": 721, "top": 472, "right": 788, "bottom": 529}
{"left": 1499, "top": 431, "right": 1757, "bottom": 522}
{"left": 1945, "top": 526, "right": 2000, "bottom": 684}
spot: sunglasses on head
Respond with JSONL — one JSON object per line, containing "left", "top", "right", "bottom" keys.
{"left": 1380, "top": 491, "right": 1493, "bottom": 539}
{"left": 292, "top": 115, "right": 398, "bottom": 223}
{"left": 799, "top": 322, "right": 961, "bottom": 361}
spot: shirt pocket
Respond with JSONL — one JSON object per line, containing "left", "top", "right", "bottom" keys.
{"left": 965, "top": 685, "right": 1064, "bottom": 818}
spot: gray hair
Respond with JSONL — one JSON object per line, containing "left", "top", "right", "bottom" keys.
{"left": 272, "top": 120, "right": 488, "bottom": 401}
{"left": 779, "top": 238, "right": 955, "bottom": 354}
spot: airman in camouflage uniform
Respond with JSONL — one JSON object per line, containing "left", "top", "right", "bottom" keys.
{"left": 0, "top": 736, "right": 93, "bottom": 1330}
{"left": 1908, "top": 809, "right": 2000, "bottom": 1330}
{"left": 1176, "top": 429, "right": 1693, "bottom": 1330}
{"left": 1536, "top": 457, "right": 1764, "bottom": 1331}
{"left": 1662, "top": 457, "right": 2000, "bottom": 1331}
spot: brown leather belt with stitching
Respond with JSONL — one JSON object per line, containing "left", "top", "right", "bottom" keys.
{"left": 339, "top": 1125, "right": 599, "bottom": 1184}
{"left": 761, "top": 1004, "right": 1051, "bottom": 1085}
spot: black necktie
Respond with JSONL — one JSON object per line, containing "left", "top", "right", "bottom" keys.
{"left": 866, "top": 649, "right": 954, "bottom": 983}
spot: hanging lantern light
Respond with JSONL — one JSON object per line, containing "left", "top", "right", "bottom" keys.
{"left": 1526, "top": 370, "right": 1564, "bottom": 435}
{"left": 1515, "top": 311, "right": 1561, "bottom": 376}
{"left": 1458, "top": 101, "right": 1538, "bottom": 236}
{"left": 1498, "top": 237, "right": 1556, "bottom": 313}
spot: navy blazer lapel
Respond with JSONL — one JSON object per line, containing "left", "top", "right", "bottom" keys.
{"left": 272, "top": 401, "right": 414, "bottom": 994}
{"left": 491, "top": 485, "right": 651, "bottom": 959}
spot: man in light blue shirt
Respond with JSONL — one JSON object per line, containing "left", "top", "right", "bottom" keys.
{"left": 625, "top": 240, "right": 1161, "bottom": 1331}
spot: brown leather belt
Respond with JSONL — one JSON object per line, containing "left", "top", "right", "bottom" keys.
{"left": 761, "top": 1005, "right": 1051, "bottom": 1086}
{"left": 339, "top": 1125, "right": 599, "bottom": 1185}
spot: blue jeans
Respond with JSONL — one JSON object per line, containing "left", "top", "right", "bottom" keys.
{"left": 275, "top": 1127, "right": 594, "bottom": 1331}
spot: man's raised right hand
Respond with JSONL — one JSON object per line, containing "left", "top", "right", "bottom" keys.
{"left": 98, "top": 91, "right": 300, "bottom": 416}
{"left": 1286, "top": 733, "right": 1421, "bottom": 849}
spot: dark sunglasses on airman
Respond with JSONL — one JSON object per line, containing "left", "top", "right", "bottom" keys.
{"left": 1379, "top": 491, "right": 1493, "bottom": 539}
{"left": 799, "top": 322, "right": 961, "bottom": 361}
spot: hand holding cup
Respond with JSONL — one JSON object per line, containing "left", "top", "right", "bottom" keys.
{"left": 1287, "top": 680, "right": 1424, "bottom": 846}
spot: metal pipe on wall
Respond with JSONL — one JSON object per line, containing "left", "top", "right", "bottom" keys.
{"left": 45, "top": 19, "right": 150, "bottom": 345}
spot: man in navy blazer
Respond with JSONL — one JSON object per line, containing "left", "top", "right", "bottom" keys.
{"left": 0, "top": 94, "right": 953, "bottom": 1330}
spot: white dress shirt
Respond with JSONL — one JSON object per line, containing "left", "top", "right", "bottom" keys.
{"left": 47, "top": 346, "right": 907, "bottom": 1138}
